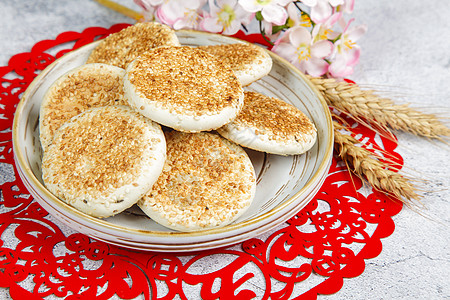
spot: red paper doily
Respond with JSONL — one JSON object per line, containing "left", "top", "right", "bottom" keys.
{"left": 0, "top": 24, "right": 403, "bottom": 299}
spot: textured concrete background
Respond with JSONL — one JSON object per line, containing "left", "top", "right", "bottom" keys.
{"left": 0, "top": 0, "right": 449, "bottom": 299}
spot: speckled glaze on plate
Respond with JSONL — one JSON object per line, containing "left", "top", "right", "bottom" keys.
{"left": 12, "top": 30, "right": 333, "bottom": 252}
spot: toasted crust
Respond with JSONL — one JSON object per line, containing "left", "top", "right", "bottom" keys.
{"left": 39, "top": 63, "right": 127, "bottom": 152}
{"left": 217, "top": 91, "right": 317, "bottom": 155}
{"left": 86, "top": 22, "right": 180, "bottom": 69}
{"left": 124, "top": 46, "right": 244, "bottom": 132}
{"left": 42, "top": 106, "right": 166, "bottom": 218}
{"left": 138, "top": 131, "right": 256, "bottom": 232}
{"left": 198, "top": 43, "right": 272, "bottom": 86}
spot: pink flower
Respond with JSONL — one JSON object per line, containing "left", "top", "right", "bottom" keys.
{"left": 301, "top": 0, "right": 344, "bottom": 24}
{"left": 338, "top": 0, "right": 354, "bottom": 14}
{"left": 272, "top": 26, "right": 333, "bottom": 76}
{"left": 134, "top": 0, "right": 164, "bottom": 10}
{"left": 328, "top": 17, "right": 367, "bottom": 77}
{"left": 133, "top": 0, "right": 160, "bottom": 20}
{"left": 299, "top": 0, "right": 317, "bottom": 6}
{"left": 201, "top": 0, "right": 253, "bottom": 35}
{"left": 287, "top": 2, "right": 312, "bottom": 28}
{"left": 238, "top": 0, "right": 292, "bottom": 26}
{"left": 311, "top": 11, "right": 341, "bottom": 42}
{"left": 156, "top": 0, "right": 207, "bottom": 30}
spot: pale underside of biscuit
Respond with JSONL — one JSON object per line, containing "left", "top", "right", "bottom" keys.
{"left": 86, "top": 22, "right": 180, "bottom": 69}
{"left": 42, "top": 106, "right": 166, "bottom": 218}
{"left": 138, "top": 131, "right": 256, "bottom": 232}
{"left": 39, "top": 63, "right": 127, "bottom": 152}
{"left": 217, "top": 91, "right": 317, "bottom": 156}
{"left": 124, "top": 46, "right": 244, "bottom": 132}
{"left": 198, "top": 43, "right": 273, "bottom": 86}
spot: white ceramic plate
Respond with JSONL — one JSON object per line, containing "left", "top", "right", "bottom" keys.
{"left": 13, "top": 30, "right": 333, "bottom": 252}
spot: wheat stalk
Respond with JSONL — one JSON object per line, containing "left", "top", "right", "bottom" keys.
{"left": 94, "top": 0, "right": 143, "bottom": 20}
{"left": 308, "top": 76, "right": 450, "bottom": 139}
{"left": 333, "top": 121, "right": 421, "bottom": 206}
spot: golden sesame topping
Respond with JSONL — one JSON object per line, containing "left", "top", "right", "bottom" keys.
{"left": 234, "top": 91, "right": 316, "bottom": 143}
{"left": 199, "top": 43, "right": 268, "bottom": 72}
{"left": 40, "top": 64, "right": 127, "bottom": 150}
{"left": 140, "top": 131, "right": 255, "bottom": 230}
{"left": 127, "top": 46, "right": 243, "bottom": 116}
{"left": 42, "top": 106, "right": 161, "bottom": 203}
{"left": 86, "top": 22, "right": 180, "bottom": 69}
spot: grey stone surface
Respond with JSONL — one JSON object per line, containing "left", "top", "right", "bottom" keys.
{"left": 0, "top": 0, "right": 449, "bottom": 299}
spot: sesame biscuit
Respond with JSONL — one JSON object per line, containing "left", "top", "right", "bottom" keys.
{"left": 42, "top": 105, "right": 166, "bottom": 218}
{"left": 39, "top": 63, "right": 127, "bottom": 152}
{"left": 86, "top": 22, "right": 180, "bottom": 69}
{"left": 138, "top": 131, "right": 256, "bottom": 232}
{"left": 217, "top": 91, "right": 317, "bottom": 156}
{"left": 198, "top": 43, "right": 272, "bottom": 86}
{"left": 124, "top": 46, "right": 244, "bottom": 132}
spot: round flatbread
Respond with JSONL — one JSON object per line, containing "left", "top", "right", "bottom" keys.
{"left": 124, "top": 46, "right": 244, "bottom": 132}
{"left": 86, "top": 22, "right": 180, "bottom": 69}
{"left": 198, "top": 43, "right": 272, "bottom": 86}
{"left": 39, "top": 63, "right": 127, "bottom": 152}
{"left": 217, "top": 91, "right": 317, "bottom": 155}
{"left": 42, "top": 105, "right": 166, "bottom": 218}
{"left": 138, "top": 131, "right": 256, "bottom": 232}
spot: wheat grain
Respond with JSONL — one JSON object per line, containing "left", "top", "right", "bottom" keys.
{"left": 309, "top": 76, "right": 450, "bottom": 139}
{"left": 333, "top": 121, "right": 421, "bottom": 206}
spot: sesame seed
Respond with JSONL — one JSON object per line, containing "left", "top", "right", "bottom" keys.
{"left": 231, "top": 91, "right": 316, "bottom": 143}
{"left": 140, "top": 131, "right": 255, "bottom": 230}
{"left": 86, "top": 22, "right": 180, "bottom": 69}
{"left": 42, "top": 106, "right": 163, "bottom": 204}
{"left": 199, "top": 43, "right": 267, "bottom": 72}
{"left": 127, "top": 46, "right": 243, "bottom": 117}
{"left": 40, "top": 64, "right": 127, "bottom": 151}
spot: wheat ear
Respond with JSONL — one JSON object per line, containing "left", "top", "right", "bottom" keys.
{"left": 333, "top": 121, "right": 421, "bottom": 206}
{"left": 309, "top": 76, "right": 450, "bottom": 139}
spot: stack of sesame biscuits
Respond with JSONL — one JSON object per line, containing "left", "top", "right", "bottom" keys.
{"left": 39, "top": 22, "right": 317, "bottom": 232}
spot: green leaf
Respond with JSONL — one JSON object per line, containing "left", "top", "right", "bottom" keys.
{"left": 272, "top": 25, "right": 288, "bottom": 34}
{"left": 255, "top": 11, "right": 263, "bottom": 21}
